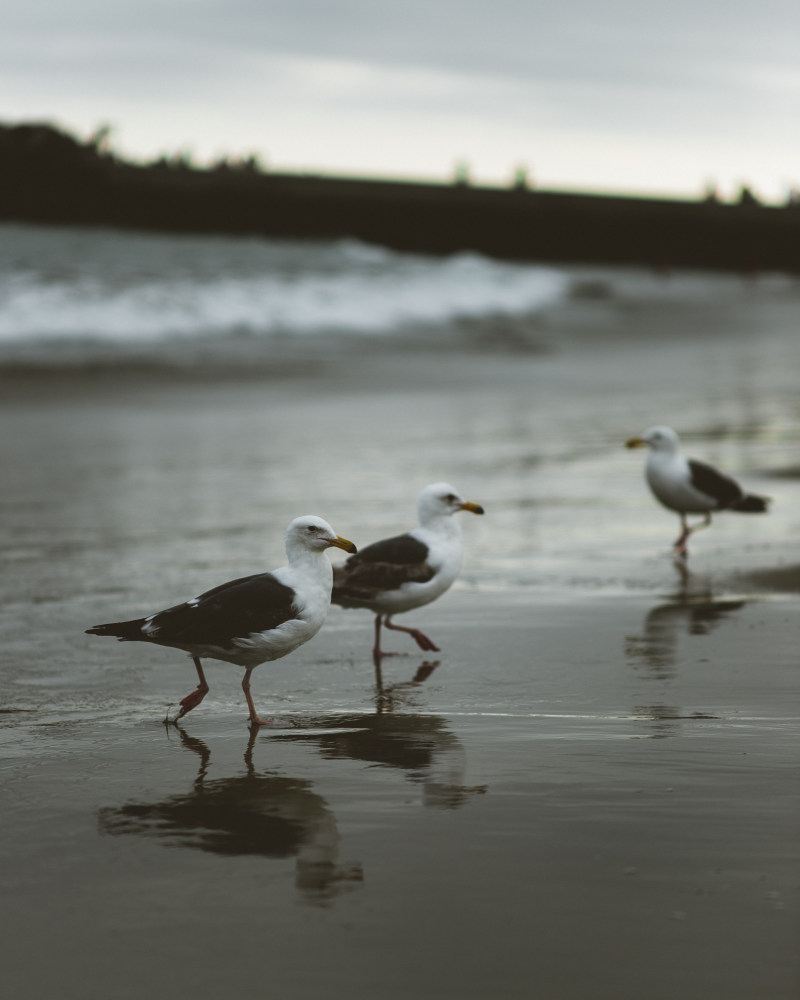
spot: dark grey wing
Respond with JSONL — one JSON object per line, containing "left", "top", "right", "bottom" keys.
{"left": 332, "top": 533, "right": 435, "bottom": 602}
{"left": 354, "top": 534, "right": 430, "bottom": 566}
{"left": 688, "top": 459, "right": 744, "bottom": 508}
{"left": 145, "top": 572, "right": 298, "bottom": 647}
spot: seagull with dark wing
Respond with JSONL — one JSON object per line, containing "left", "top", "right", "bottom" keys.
{"left": 86, "top": 516, "right": 356, "bottom": 726}
{"left": 331, "top": 483, "right": 484, "bottom": 659}
{"left": 626, "top": 426, "right": 769, "bottom": 556}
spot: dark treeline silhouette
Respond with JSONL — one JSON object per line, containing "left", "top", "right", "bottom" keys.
{"left": 1, "top": 121, "right": 798, "bottom": 274}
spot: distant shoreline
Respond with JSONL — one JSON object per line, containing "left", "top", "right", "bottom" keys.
{"left": 2, "top": 121, "right": 799, "bottom": 274}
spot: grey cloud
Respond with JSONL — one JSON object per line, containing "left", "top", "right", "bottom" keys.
{"left": 6, "top": 0, "right": 798, "bottom": 93}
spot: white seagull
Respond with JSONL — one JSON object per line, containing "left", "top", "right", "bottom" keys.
{"left": 331, "top": 482, "right": 484, "bottom": 659}
{"left": 626, "top": 426, "right": 769, "bottom": 556}
{"left": 86, "top": 516, "right": 356, "bottom": 725}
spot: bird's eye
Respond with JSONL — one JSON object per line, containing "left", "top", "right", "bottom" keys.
{"left": 444, "top": 493, "right": 457, "bottom": 503}
{"left": 306, "top": 524, "right": 319, "bottom": 532}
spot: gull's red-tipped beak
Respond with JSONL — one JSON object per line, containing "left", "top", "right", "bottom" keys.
{"left": 328, "top": 535, "right": 357, "bottom": 554}
{"left": 626, "top": 437, "right": 647, "bottom": 449}
{"left": 459, "top": 500, "right": 485, "bottom": 515}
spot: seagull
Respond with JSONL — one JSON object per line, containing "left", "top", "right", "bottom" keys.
{"left": 331, "top": 482, "right": 484, "bottom": 659}
{"left": 626, "top": 426, "right": 769, "bottom": 556}
{"left": 86, "top": 515, "right": 356, "bottom": 725}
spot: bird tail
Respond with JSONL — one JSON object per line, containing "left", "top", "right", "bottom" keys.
{"left": 730, "top": 494, "right": 770, "bottom": 513}
{"left": 85, "top": 618, "right": 146, "bottom": 640}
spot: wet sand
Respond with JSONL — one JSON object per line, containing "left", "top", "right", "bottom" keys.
{"left": 1, "top": 279, "right": 799, "bottom": 999}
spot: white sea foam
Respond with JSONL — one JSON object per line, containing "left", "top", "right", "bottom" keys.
{"left": 0, "top": 223, "right": 569, "bottom": 347}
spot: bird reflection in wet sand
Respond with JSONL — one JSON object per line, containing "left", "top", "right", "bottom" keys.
{"left": 274, "top": 696, "right": 487, "bottom": 811}
{"left": 626, "top": 596, "right": 746, "bottom": 680}
{"left": 98, "top": 729, "right": 362, "bottom": 905}
{"left": 625, "top": 568, "right": 744, "bottom": 737}
{"left": 372, "top": 656, "right": 440, "bottom": 711}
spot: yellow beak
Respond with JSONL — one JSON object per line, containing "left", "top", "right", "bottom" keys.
{"left": 328, "top": 535, "right": 357, "bottom": 554}
{"left": 459, "top": 500, "right": 485, "bottom": 515}
{"left": 625, "top": 437, "right": 647, "bottom": 449}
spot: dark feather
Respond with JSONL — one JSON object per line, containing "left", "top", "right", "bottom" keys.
{"left": 687, "top": 460, "right": 746, "bottom": 508}
{"left": 87, "top": 572, "right": 298, "bottom": 650}
{"left": 332, "top": 533, "right": 435, "bottom": 604}
{"left": 86, "top": 618, "right": 147, "bottom": 640}
{"left": 348, "top": 533, "right": 430, "bottom": 566}
{"left": 729, "top": 494, "right": 770, "bottom": 513}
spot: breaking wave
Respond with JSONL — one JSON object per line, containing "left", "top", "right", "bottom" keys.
{"left": 0, "top": 223, "right": 569, "bottom": 354}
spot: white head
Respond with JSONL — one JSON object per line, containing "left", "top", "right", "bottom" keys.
{"left": 626, "top": 426, "right": 681, "bottom": 454}
{"left": 285, "top": 516, "right": 357, "bottom": 556}
{"left": 416, "top": 482, "right": 485, "bottom": 526}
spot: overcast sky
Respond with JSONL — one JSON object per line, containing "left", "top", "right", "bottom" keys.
{"left": 4, "top": 0, "right": 798, "bottom": 200}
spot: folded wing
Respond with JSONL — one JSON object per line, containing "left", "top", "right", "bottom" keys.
{"left": 332, "top": 533, "right": 435, "bottom": 604}
{"left": 88, "top": 572, "right": 299, "bottom": 648}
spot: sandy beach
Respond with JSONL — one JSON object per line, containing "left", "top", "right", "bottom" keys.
{"left": 1, "top": 271, "right": 799, "bottom": 999}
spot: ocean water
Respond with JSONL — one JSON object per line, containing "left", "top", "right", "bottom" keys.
{"left": 0, "top": 222, "right": 567, "bottom": 355}
{"left": 2, "top": 221, "right": 795, "bottom": 369}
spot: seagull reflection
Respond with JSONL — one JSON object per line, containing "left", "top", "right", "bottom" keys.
{"left": 273, "top": 698, "right": 486, "bottom": 810}
{"left": 625, "top": 569, "right": 744, "bottom": 737}
{"left": 626, "top": 563, "right": 746, "bottom": 680}
{"left": 626, "top": 597, "right": 746, "bottom": 679}
{"left": 98, "top": 729, "right": 362, "bottom": 905}
{"left": 373, "top": 658, "right": 440, "bottom": 713}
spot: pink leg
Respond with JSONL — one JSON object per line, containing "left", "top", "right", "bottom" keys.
{"left": 372, "top": 614, "right": 407, "bottom": 660}
{"left": 673, "top": 515, "right": 691, "bottom": 558}
{"left": 177, "top": 657, "right": 210, "bottom": 718}
{"left": 242, "top": 668, "right": 272, "bottom": 727}
{"left": 693, "top": 512, "right": 713, "bottom": 536}
{"left": 384, "top": 616, "right": 440, "bottom": 652}
{"left": 372, "top": 614, "right": 384, "bottom": 659}
{"left": 673, "top": 512, "right": 712, "bottom": 558}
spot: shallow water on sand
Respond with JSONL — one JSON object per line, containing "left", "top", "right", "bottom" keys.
{"left": 1, "top": 592, "right": 797, "bottom": 1000}
{"left": 1, "top": 278, "right": 799, "bottom": 999}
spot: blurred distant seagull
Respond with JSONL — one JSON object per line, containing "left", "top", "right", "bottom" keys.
{"left": 331, "top": 483, "right": 484, "bottom": 659}
{"left": 626, "top": 426, "right": 769, "bottom": 556}
{"left": 86, "top": 516, "right": 356, "bottom": 725}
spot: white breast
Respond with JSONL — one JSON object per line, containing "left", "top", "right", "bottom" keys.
{"left": 646, "top": 452, "right": 716, "bottom": 513}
